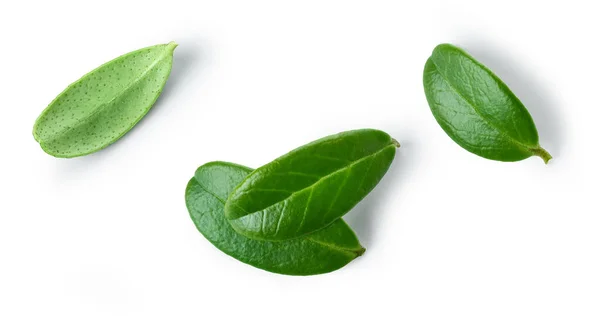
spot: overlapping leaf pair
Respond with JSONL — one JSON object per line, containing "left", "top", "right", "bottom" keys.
{"left": 185, "top": 129, "right": 399, "bottom": 275}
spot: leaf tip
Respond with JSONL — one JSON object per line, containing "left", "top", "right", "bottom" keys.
{"left": 167, "top": 41, "right": 178, "bottom": 52}
{"left": 356, "top": 247, "right": 366, "bottom": 257}
{"left": 391, "top": 138, "right": 401, "bottom": 148}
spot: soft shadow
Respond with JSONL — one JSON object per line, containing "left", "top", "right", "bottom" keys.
{"left": 52, "top": 39, "right": 207, "bottom": 173}
{"left": 344, "top": 139, "right": 415, "bottom": 247}
{"left": 456, "top": 37, "right": 565, "bottom": 158}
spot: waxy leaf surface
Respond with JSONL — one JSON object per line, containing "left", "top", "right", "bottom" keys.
{"left": 186, "top": 161, "right": 365, "bottom": 276}
{"left": 423, "top": 43, "right": 551, "bottom": 163}
{"left": 33, "top": 42, "right": 177, "bottom": 158}
{"left": 224, "top": 129, "right": 398, "bottom": 241}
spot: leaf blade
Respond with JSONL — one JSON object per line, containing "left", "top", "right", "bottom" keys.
{"left": 33, "top": 42, "right": 177, "bottom": 158}
{"left": 224, "top": 129, "right": 398, "bottom": 241}
{"left": 186, "top": 161, "right": 364, "bottom": 276}
{"left": 423, "top": 43, "right": 551, "bottom": 163}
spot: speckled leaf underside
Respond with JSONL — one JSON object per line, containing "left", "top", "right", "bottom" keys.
{"left": 33, "top": 42, "right": 177, "bottom": 158}
{"left": 185, "top": 161, "right": 365, "bottom": 276}
{"left": 224, "top": 129, "right": 399, "bottom": 242}
{"left": 423, "top": 43, "right": 551, "bottom": 163}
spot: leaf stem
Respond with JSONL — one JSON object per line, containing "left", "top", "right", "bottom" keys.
{"left": 530, "top": 146, "right": 552, "bottom": 164}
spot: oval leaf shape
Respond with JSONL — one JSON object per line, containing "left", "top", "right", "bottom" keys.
{"left": 186, "top": 161, "right": 365, "bottom": 276}
{"left": 33, "top": 42, "right": 177, "bottom": 158}
{"left": 423, "top": 43, "right": 552, "bottom": 163}
{"left": 224, "top": 129, "right": 399, "bottom": 241}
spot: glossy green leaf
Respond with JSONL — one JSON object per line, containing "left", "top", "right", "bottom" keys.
{"left": 224, "top": 129, "right": 399, "bottom": 241}
{"left": 33, "top": 42, "right": 177, "bottom": 158}
{"left": 186, "top": 161, "right": 365, "bottom": 276}
{"left": 423, "top": 43, "right": 552, "bottom": 163}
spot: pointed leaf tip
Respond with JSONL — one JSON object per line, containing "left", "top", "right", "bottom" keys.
{"left": 167, "top": 41, "right": 178, "bottom": 51}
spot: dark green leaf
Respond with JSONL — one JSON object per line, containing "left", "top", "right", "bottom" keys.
{"left": 33, "top": 42, "right": 177, "bottom": 158}
{"left": 186, "top": 161, "right": 365, "bottom": 276}
{"left": 423, "top": 43, "right": 551, "bottom": 163}
{"left": 224, "top": 129, "right": 398, "bottom": 241}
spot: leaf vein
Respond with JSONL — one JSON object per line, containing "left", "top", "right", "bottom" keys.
{"left": 39, "top": 45, "right": 173, "bottom": 143}
{"left": 429, "top": 58, "right": 535, "bottom": 152}
{"left": 234, "top": 143, "right": 395, "bottom": 220}
{"left": 305, "top": 237, "right": 363, "bottom": 257}
{"left": 322, "top": 168, "right": 351, "bottom": 220}
{"left": 296, "top": 188, "right": 314, "bottom": 234}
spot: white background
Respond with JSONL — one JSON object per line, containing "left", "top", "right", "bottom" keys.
{"left": 1, "top": 0, "right": 598, "bottom": 315}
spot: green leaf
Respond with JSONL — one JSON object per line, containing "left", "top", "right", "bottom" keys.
{"left": 423, "top": 43, "right": 552, "bottom": 163}
{"left": 33, "top": 42, "right": 177, "bottom": 158}
{"left": 186, "top": 161, "right": 365, "bottom": 276}
{"left": 224, "top": 129, "right": 399, "bottom": 241}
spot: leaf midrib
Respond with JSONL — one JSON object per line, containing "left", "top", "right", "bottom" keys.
{"left": 304, "top": 236, "right": 364, "bottom": 257}
{"left": 428, "top": 57, "right": 537, "bottom": 153}
{"left": 231, "top": 142, "right": 395, "bottom": 220}
{"left": 193, "top": 179, "right": 362, "bottom": 257}
{"left": 38, "top": 46, "right": 172, "bottom": 144}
